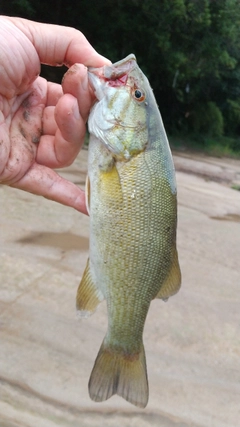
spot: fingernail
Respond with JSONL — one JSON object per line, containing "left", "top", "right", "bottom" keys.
{"left": 73, "top": 99, "right": 80, "bottom": 120}
{"left": 99, "top": 55, "right": 112, "bottom": 65}
{"left": 81, "top": 71, "right": 89, "bottom": 92}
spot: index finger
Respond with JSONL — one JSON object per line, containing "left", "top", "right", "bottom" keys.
{"left": 11, "top": 162, "right": 88, "bottom": 215}
{"left": 6, "top": 17, "right": 111, "bottom": 68}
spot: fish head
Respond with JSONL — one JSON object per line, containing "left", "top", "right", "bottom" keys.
{"left": 88, "top": 54, "right": 151, "bottom": 160}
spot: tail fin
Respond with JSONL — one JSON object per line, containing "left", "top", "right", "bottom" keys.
{"left": 88, "top": 339, "right": 148, "bottom": 408}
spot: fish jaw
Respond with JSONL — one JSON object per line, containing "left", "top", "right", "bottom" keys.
{"left": 88, "top": 53, "right": 137, "bottom": 86}
{"left": 87, "top": 54, "right": 137, "bottom": 103}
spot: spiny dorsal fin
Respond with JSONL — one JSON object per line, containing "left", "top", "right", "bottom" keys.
{"left": 155, "top": 248, "right": 181, "bottom": 301}
{"left": 76, "top": 258, "right": 104, "bottom": 317}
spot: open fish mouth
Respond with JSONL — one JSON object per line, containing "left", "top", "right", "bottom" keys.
{"left": 88, "top": 54, "right": 137, "bottom": 98}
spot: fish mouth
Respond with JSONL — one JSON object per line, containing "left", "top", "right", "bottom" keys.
{"left": 88, "top": 54, "right": 137, "bottom": 97}
{"left": 103, "top": 54, "right": 136, "bottom": 81}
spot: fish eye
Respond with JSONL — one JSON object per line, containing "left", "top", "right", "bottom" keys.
{"left": 134, "top": 89, "right": 145, "bottom": 102}
{"left": 134, "top": 90, "right": 142, "bottom": 98}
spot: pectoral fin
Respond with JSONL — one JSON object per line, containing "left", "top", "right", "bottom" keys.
{"left": 76, "top": 258, "right": 104, "bottom": 317}
{"left": 155, "top": 248, "right": 181, "bottom": 301}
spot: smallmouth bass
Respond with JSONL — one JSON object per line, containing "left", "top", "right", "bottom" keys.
{"left": 76, "top": 54, "right": 181, "bottom": 408}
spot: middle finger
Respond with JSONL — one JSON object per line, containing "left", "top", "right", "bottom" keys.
{"left": 62, "top": 63, "right": 94, "bottom": 122}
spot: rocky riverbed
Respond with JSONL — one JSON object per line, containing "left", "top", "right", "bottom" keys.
{"left": 0, "top": 149, "right": 240, "bottom": 427}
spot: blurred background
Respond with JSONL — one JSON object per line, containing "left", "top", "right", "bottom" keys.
{"left": 1, "top": 0, "right": 240, "bottom": 157}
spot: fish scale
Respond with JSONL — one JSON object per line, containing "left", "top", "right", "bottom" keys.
{"left": 76, "top": 54, "right": 181, "bottom": 408}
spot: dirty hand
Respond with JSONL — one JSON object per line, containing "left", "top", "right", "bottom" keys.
{"left": 0, "top": 16, "right": 110, "bottom": 214}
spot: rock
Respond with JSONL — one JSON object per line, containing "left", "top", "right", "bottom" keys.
{"left": 0, "top": 149, "right": 240, "bottom": 427}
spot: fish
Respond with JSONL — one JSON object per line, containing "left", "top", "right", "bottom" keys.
{"left": 76, "top": 54, "right": 181, "bottom": 408}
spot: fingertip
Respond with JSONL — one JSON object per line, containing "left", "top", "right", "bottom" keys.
{"left": 12, "top": 162, "right": 88, "bottom": 214}
{"left": 54, "top": 94, "right": 86, "bottom": 164}
{"left": 73, "top": 194, "right": 89, "bottom": 215}
{"left": 55, "top": 93, "right": 82, "bottom": 130}
{"left": 62, "top": 63, "right": 88, "bottom": 94}
{"left": 87, "top": 52, "right": 112, "bottom": 68}
{"left": 61, "top": 64, "right": 93, "bottom": 122}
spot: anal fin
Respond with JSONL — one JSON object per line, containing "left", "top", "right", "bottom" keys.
{"left": 76, "top": 258, "right": 104, "bottom": 317}
{"left": 155, "top": 248, "right": 181, "bottom": 301}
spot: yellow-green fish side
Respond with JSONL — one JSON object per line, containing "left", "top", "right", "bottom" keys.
{"left": 76, "top": 54, "right": 181, "bottom": 408}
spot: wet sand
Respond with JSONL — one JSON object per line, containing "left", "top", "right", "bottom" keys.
{"left": 0, "top": 149, "right": 240, "bottom": 427}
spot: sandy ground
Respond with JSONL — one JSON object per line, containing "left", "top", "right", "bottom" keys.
{"left": 0, "top": 149, "right": 240, "bottom": 427}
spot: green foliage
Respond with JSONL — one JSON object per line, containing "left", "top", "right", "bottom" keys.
{"left": 232, "top": 184, "right": 240, "bottom": 191}
{"left": 12, "top": 0, "right": 35, "bottom": 16}
{"left": 1, "top": 0, "right": 240, "bottom": 151}
{"left": 0, "top": 0, "right": 35, "bottom": 17}
{"left": 225, "top": 99, "right": 240, "bottom": 134}
{"left": 190, "top": 102, "right": 224, "bottom": 137}
{"left": 170, "top": 134, "right": 240, "bottom": 158}
{"left": 202, "top": 138, "right": 237, "bottom": 157}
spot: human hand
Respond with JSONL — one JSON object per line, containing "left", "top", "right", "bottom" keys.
{"left": 0, "top": 16, "right": 110, "bottom": 214}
